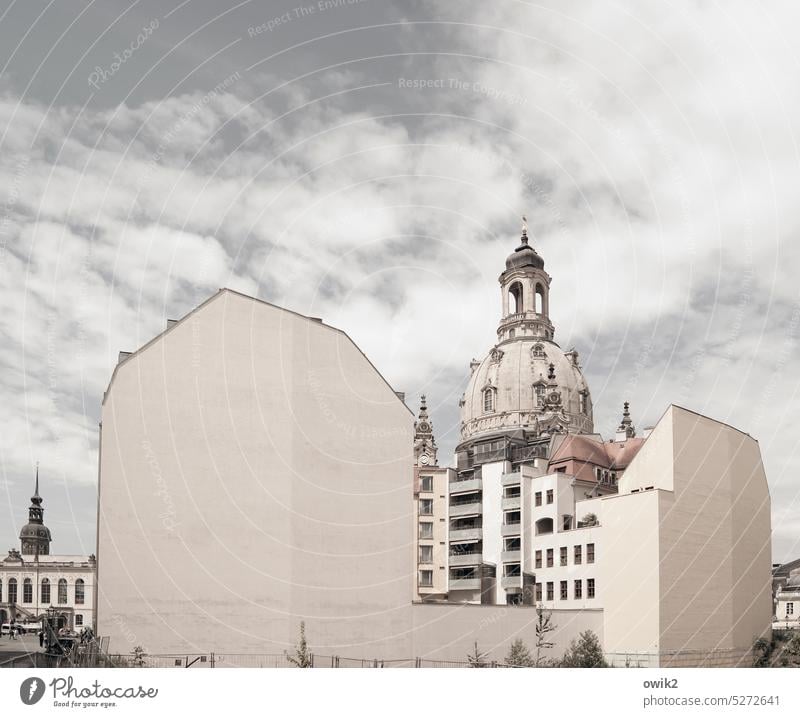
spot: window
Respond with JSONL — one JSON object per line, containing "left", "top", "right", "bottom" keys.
{"left": 419, "top": 570, "right": 433, "bottom": 587}
{"left": 75, "top": 579, "right": 85, "bottom": 605}
{"left": 546, "top": 549, "right": 554, "bottom": 567}
{"left": 546, "top": 582, "right": 554, "bottom": 601}
{"left": 419, "top": 522, "right": 433, "bottom": 539}
{"left": 574, "top": 545, "right": 582, "bottom": 565}
{"left": 420, "top": 476, "right": 433, "bottom": 492}
{"left": 75, "top": 615, "right": 84, "bottom": 627}
{"left": 58, "top": 579, "right": 68, "bottom": 605}
{"left": 504, "top": 564, "right": 521, "bottom": 577}
{"left": 8, "top": 578, "right": 17, "bottom": 604}
{"left": 579, "top": 391, "right": 588, "bottom": 414}
{"left": 535, "top": 517, "right": 553, "bottom": 535}
{"left": 504, "top": 538, "right": 520, "bottom": 551}
{"left": 41, "top": 578, "right": 51, "bottom": 604}
{"left": 560, "top": 547, "right": 568, "bottom": 566}
{"left": 535, "top": 492, "right": 542, "bottom": 507}
{"left": 419, "top": 499, "right": 433, "bottom": 516}
{"left": 560, "top": 581, "right": 568, "bottom": 600}
{"left": 0, "top": 579, "right": 2, "bottom": 602}
{"left": 483, "top": 389, "right": 494, "bottom": 413}
{"left": 587, "top": 578, "right": 595, "bottom": 599}
{"left": 587, "top": 543, "right": 595, "bottom": 564}
{"left": 419, "top": 545, "right": 433, "bottom": 564}
{"left": 505, "top": 511, "right": 521, "bottom": 526}
{"left": 535, "top": 583, "right": 543, "bottom": 602}
{"left": 23, "top": 578, "right": 32, "bottom": 604}
{"left": 509, "top": 281, "right": 523, "bottom": 314}
{"left": 574, "top": 579, "right": 582, "bottom": 599}
{"left": 787, "top": 603, "right": 794, "bottom": 616}
{"left": 535, "top": 550, "right": 542, "bottom": 569}
{"left": 546, "top": 489, "right": 554, "bottom": 504}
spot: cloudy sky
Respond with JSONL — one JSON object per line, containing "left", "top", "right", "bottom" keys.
{"left": 1, "top": 0, "right": 798, "bottom": 562}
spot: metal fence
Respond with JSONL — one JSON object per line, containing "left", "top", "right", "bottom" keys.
{"left": 96, "top": 653, "right": 524, "bottom": 668}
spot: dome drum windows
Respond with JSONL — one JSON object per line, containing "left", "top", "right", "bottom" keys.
{"left": 482, "top": 386, "right": 496, "bottom": 414}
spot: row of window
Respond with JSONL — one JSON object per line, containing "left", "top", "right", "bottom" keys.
{"left": 535, "top": 578, "right": 595, "bottom": 601}
{"left": 535, "top": 543, "right": 595, "bottom": 569}
{"left": 534, "top": 490, "right": 554, "bottom": 507}
{"left": 0, "top": 578, "right": 84, "bottom": 605}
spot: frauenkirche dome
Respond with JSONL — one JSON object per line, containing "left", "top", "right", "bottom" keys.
{"left": 459, "top": 224, "right": 594, "bottom": 443}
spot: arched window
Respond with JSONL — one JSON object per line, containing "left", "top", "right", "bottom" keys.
{"left": 483, "top": 388, "right": 495, "bottom": 413}
{"left": 58, "top": 579, "right": 68, "bottom": 605}
{"left": 535, "top": 517, "right": 554, "bottom": 535}
{"left": 535, "top": 283, "right": 546, "bottom": 314}
{"left": 8, "top": 578, "right": 17, "bottom": 604}
{"left": 23, "top": 578, "right": 33, "bottom": 604}
{"left": 508, "top": 282, "right": 523, "bottom": 314}
{"left": 579, "top": 391, "right": 588, "bottom": 414}
{"left": 41, "top": 578, "right": 51, "bottom": 604}
{"left": 75, "top": 579, "right": 85, "bottom": 605}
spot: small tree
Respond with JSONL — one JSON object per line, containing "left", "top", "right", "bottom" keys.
{"left": 286, "top": 621, "right": 313, "bottom": 668}
{"left": 752, "top": 637, "right": 773, "bottom": 667}
{"left": 505, "top": 638, "right": 535, "bottom": 667}
{"left": 130, "top": 645, "right": 147, "bottom": 668}
{"left": 580, "top": 513, "right": 599, "bottom": 527}
{"left": 534, "top": 603, "right": 556, "bottom": 667}
{"left": 467, "top": 641, "right": 489, "bottom": 668}
{"left": 561, "top": 630, "right": 608, "bottom": 667}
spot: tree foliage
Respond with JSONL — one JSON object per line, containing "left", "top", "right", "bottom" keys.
{"left": 560, "top": 630, "right": 608, "bottom": 667}
{"left": 505, "top": 638, "right": 535, "bottom": 667}
{"left": 286, "top": 621, "right": 313, "bottom": 668}
{"left": 467, "top": 641, "right": 489, "bottom": 668}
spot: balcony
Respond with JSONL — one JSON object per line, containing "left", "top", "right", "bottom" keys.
{"left": 501, "top": 575, "right": 522, "bottom": 589}
{"left": 450, "top": 527, "right": 482, "bottom": 542}
{"left": 449, "top": 552, "right": 483, "bottom": 567}
{"left": 449, "top": 501, "right": 482, "bottom": 518}
{"left": 502, "top": 472, "right": 521, "bottom": 487}
{"left": 502, "top": 496, "right": 521, "bottom": 510}
{"left": 501, "top": 550, "right": 521, "bottom": 563}
{"left": 449, "top": 578, "right": 481, "bottom": 591}
{"left": 449, "top": 477, "right": 482, "bottom": 495}
{"left": 501, "top": 522, "right": 521, "bottom": 537}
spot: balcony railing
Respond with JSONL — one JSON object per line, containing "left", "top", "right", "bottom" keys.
{"left": 502, "top": 472, "right": 521, "bottom": 487}
{"left": 501, "top": 523, "right": 521, "bottom": 537}
{"left": 449, "top": 527, "right": 482, "bottom": 542}
{"left": 449, "top": 501, "right": 482, "bottom": 518}
{"left": 501, "top": 575, "right": 522, "bottom": 589}
{"left": 501, "top": 550, "right": 521, "bottom": 563}
{"left": 502, "top": 496, "right": 521, "bottom": 510}
{"left": 449, "top": 552, "right": 483, "bottom": 567}
{"left": 449, "top": 477, "right": 482, "bottom": 495}
{"left": 449, "top": 578, "right": 481, "bottom": 591}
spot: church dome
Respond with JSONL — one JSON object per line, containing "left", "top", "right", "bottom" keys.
{"left": 458, "top": 225, "right": 593, "bottom": 444}
{"left": 506, "top": 241, "right": 544, "bottom": 271}
{"left": 19, "top": 522, "right": 52, "bottom": 542}
{"left": 460, "top": 337, "right": 593, "bottom": 441}
{"left": 786, "top": 568, "right": 800, "bottom": 589}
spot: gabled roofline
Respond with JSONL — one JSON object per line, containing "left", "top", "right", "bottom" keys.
{"left": 102, "top": 288, "right": 413, "bottom": 417}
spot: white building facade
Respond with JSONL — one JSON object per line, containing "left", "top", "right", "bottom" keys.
{"left": 0, "top": 473, "right": 96, "bottom": 632}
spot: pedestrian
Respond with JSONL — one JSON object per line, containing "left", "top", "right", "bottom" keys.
{"left": 9, "top": 619, "right": 16, "bottom": 640}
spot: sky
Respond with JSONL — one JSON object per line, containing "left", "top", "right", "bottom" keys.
{"left": 0, "top": 0, "right": 799, "bottom": 562}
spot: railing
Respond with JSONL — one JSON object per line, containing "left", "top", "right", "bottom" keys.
{"left": 501, "top": 550, "right": 521, "bottom": 563}
{"left": 501, "top": 523, "right": 521, "bottom": 536}
{"left": 449, "top": 477, "right": 482, "bottom": 494}
{"left": 449, "top": 528, "right": 482, "bottom": 542}
{"left": 449, "top": 502, "right": 482, "bottom": 518}
{"left": 502, "top": 496, "right": 521, "bottom": 510}
{"left": 448, "top": 578, "right": 481, "bottom": 591}
{"left": 448, "top": 552, "right": 483, "bottom": 567}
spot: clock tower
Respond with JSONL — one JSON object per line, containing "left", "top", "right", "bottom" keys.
{"left": 413, "top": 395, "right": 438, "bottom": 467}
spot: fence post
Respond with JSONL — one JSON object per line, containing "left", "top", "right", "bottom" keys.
{"left": 415, "top": 656, "right": 421, "bottom": 668}
{"left": 310, "top": 653, "right": 315, "bottom": 668}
